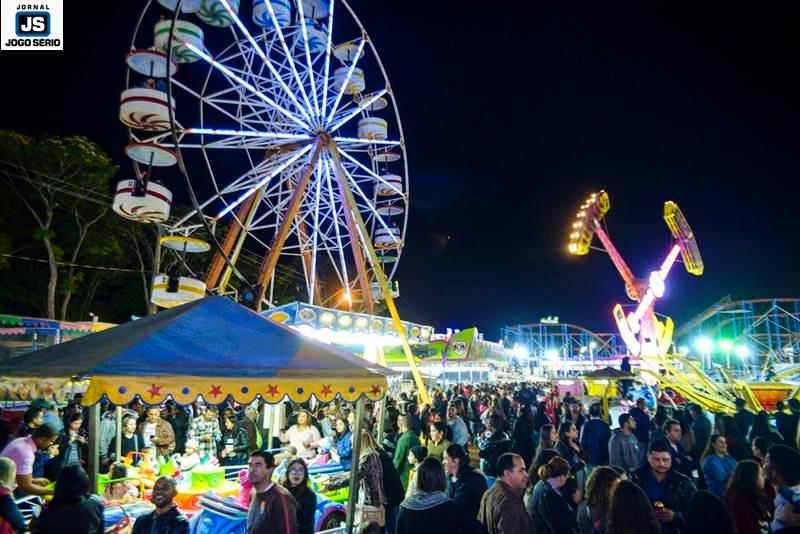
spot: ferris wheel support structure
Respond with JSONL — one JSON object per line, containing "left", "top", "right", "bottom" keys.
{"left": 327, "top": 142, "right": 429, "bottom": 404}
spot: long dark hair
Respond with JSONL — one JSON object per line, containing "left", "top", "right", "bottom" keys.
{"left": 333, "top": 417, "right": 349, "bottom": 444}
{"left": 444, "top": 443, "right": 470, "bottom": 475}
{"left": 280, "top": 457, "right": 310, "bottom": 503}
{"left": 536, "top": 424, "right": 556, "bottom": 457}
{"left": 683, "top": 490, "right": 736, "bottom": 534}
{"left": 557, "top": 421, "right": 575, "bottom": 445}
{"left": 528, "top": 448, "right": 558, "bottom": 489}
{"left": 53, "top": 465, "right": 91, "bottom": 504}
{"left": 702, "top": 433, "right": 725, "bottom": 461}
{"left": 606, "top": 480, "right": 661, "bottom": 534}
{"left": 725, "top": 460, "right": 771, "bottom": 522}
{"left": 585, "top": 466, "right": 623, "bottom": 508}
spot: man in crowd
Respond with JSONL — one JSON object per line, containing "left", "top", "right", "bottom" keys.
{"left": 189, "top": 406, "right": 221, "bottom": 459}
{"left": 764, "top": 444, "right": 800, "bottom": 531}
{"left": 34, "top": 400, "right": 63, "bottom": 434}
{"left": 138, "top": 406, "right": 176, "bottom": 458}
{"left": 609, "top": 413, "right": 642, "bottom": 474}
{"left": 787, "top": 399, "right": 800, "bottom": 448}
{"left": 16, "top": 407, "right": 43, "bottom": 437}
{"left": 246, "top": 451, "right": 297, "bottom": 534}
{"left": 427, "top": 421, "right": 451, "bottom": 461}
{"left": 688, "top": 404, "right": 712, "bottom": 460}
{"left": 632, "top": 440, "right": 696, "bottom": 534}
{"left": 165, "top": 401, "right": 190, "bottom": 455}
{"left": 734, "top": 398, "right": 755, "bottom": 438}
{"left": 580, "top": 402, "right": 611, "bottom": 474}
{"left": 564, "top": 401, "right": 587, "bottom": 433}
{"left": 0, "top": 423, "right": 58, "bottom": 496}
{"left": 661, "top": 419, "right": 693, "bottom": 477}
{"left": 628, "top": 397, "right": 651, "bottom": 449}
{"left": 407, "top": 403, "right": 422, "bottom": 436}
{"left": 447, "top": 403, "right": 469, "bottom": 447}
{"left": 478, "top": 414, "right": 512, "bottom": 477}
{"left": 132, "top": 476, "right": 189, "bottom": 534}
{"left": 478, "top": 452, "right": 531, "bottom": 534}
{"left": 241, "top": 405, "right": 263, "bottom": 454}
{"left": 393, "top": 415, "right": 421, "bottom": 488}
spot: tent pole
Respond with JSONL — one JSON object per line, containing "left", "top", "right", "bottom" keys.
{"left": 345, "top": 397, "right": 365, "bottom": 533}
{"left": 88, "top": 403, "right": 100, "bottom": 493}
{"left": 115, "top": 406, "right": 123, "bottom": 463}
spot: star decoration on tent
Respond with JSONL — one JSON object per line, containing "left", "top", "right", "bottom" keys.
{"left": 320, "top": 384, "right": 333, "bottom": 397}
{"left": 147, "top": 384, "right": 162, "bottom": 399}
{"left": 370, "top": 385, "right": 382, "bottom": 396}
{"left": 208, "top": 384, "right": 223, "bottom": 398}
{"left": 266, "top": 384, "right": 280, "bottom": 398}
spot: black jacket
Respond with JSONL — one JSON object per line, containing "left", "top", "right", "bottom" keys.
{"left": 378, "top": 448, "right": 405, "bottom": 507}
{"left": 478, "top": 432, "right": 512, "bottom": 477}
{"left": 527, "top": 480, "right": 579, "bottom": 534}
{"left": 631, "top": 466, "right": 696, "bottom": 532}
{"left": 31, "top": 495, "right": 105, "bottom": 534}
{"left": 132, "top": 506, "right": 190, "bottom": 534}
{"left": 288, "top": 487, "right": 317, "bottom": 534}
{"left": 397, "top": 497, "right": 486, "bottom": 534}
{"left": 447, "top": 468, "right": 488, "bottom": 519}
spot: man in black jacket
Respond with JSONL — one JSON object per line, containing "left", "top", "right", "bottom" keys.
{"left": 132, "top": 476, "right": 189, "bottom": 534}
{"left": 631, "top": 440, "right": 696, "bottom": 534}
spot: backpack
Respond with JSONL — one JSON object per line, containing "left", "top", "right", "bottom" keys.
{"left": 377, "top": 449, "right": 405, "bottom": 507}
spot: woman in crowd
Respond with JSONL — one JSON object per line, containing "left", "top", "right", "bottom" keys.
{"left": 444, "top": 444, "right": 487, "bottom": 519}
{"left": 750, "top": 437, "right": 776, "bottom": 500}
{"left": 357, "top": 429, "right": 387, "bottom": 513}
{"left": 405, "top": 445, "right": 427, "bottom": 497}
{"left": 31, "top": 465, "right": 104, "bottom": 534}
{"left": 281, "top": 410, "right": 321, "bottom": 460}
{"left": 721, "top": 415, "right": 751, "bottom": 461}
{"left": 102, "top": 462, "right": 138, "bottom": 501}
{"left": 108, "top": 416, "right": 144, "bottom": 466}
{"left": 555, "top": 421, "right": 589, "bottom": 489}
{"left": 535, "top": 424, "right": 558, "bottom": 458}
{"left": 528, "top": 456, "right": 579, "bottom": 534}
{"left": 512, "top": 405, "right": 536, "bottom": 467}
{"left": 0, "top": 458, "right": 27, "bottom": 533}
{"left": 396, "top": 457, "right": 485, "bottom": 534}
{"left": 748, "top": 411, "right": 784, "bottom": 444}
{"left": 683, "top": 490, "right": 736, "bottom": 534}
{"left": 58, "top": 413, "right": 87, "bottom": 468}
{"left": 702, "top": 434, "right": 738, "bottom": 497}
{"left": 219, "top": 416, "right": 249, "bottom": 466}
{"left": 604, "top": 480, "right": 661, "bottom": 534}
{"left": 331, "top": 416, "right": 353, "bottom": 470}
{"left": 724, "top": 460, "right": 773, "bottom": 534}
{"left": 280, "top": 458, "right": 317, "bottom": 534}
{"left": 576, "top": 466, "right": 623, "bottom": 534}
{"left": 535, "top": 401, "right": 551, "bottom": 432}
{"left": 649, "top": 406, "right": 669, "bottom": 443}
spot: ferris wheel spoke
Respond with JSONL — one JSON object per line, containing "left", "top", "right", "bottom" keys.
{"left": 177, "top": 39, "right": 310, "bottom": 131}
{"left": 320, "top": 156, "right": 351, "bottom": 295}
{"left": 216, "top": 144, "right": 315, "bottom": 219}
{"left": 320, "top": 0, "right": 335, "bottom": 118}
{"left": 259, "top": 0, "right": 316, "bottom": 121}
{"left": 214, "top": 0, "right": 314, "bottom": 124}
{"left": 338, "top": 146, "right": 404, "bottom": 196}
{"left": 329, "top": 89, "right": 388, "bottom": 132}
{"left": 325, "top": 38, "right": 366, "bottom": 125}
{"left": 295, "top": 0, "right": 321, "bottom": 118}
{"left": 185, "top": 127, "right": 312, "bottom": 142}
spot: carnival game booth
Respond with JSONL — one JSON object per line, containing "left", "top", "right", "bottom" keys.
{"left": 0, "top": 296, "right": 394, "bottom": 531}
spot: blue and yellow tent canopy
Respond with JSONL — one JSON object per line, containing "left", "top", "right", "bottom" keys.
{"left": 0, "top": 297, "right": 395, "bottom": 405}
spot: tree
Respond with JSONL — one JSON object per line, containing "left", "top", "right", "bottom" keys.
{"left": 0, "top": 130, "right": 118, "bottom": 319}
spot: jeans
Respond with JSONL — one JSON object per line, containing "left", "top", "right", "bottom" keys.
{"left": 384, "top": 504, "right": 398, "bottom": 534}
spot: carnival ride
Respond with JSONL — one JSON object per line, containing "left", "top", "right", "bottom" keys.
{"left": 566, "top": 191, "right": 799, "bottom": 412}
{"left": 117, "top": 0, "right": 430, "bottom": 402}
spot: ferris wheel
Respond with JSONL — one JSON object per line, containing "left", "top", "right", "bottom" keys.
{"left": 116, "top": 0, "right": 408, "bottom": 313}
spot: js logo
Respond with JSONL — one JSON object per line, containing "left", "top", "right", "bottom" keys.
{"left": 16, "top": 12, "right": 50, "bottom": 36}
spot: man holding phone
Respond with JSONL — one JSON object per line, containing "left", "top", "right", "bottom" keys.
{"left": 138, "top": 406, "right": 176, "bottom": 458}
{"left": 631, "top": 440, "right": 696, "bottom": 534}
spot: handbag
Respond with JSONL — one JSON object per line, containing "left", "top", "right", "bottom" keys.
{"left": 357, "top": 504, "right": 386, "bottom": 527}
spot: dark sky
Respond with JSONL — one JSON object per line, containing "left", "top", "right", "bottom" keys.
{"left": 2, "top": 1, "right": 799, "bottom": 339}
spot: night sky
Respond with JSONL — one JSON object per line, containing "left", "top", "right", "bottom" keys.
{"left": 2, "top": 1, "right": 799, "bottom": 339}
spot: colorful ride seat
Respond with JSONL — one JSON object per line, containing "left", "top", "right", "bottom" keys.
{"left": 196, "top": 0, "right": 240, "bottom": 27}
{"left": 154, "top": 19, "right": 205, "bottom": 63}
{"left": 332, "top": 66, "right": 365, "bottom": 95}
{"left": 375, "top": 174, "right": 402, "bottom": 196}
{"left": 358, "top": 117, "right": 388, "bottom": 141}
{"left": 119, "top": 88, "right": 175, "bottom": 132}
{"left": 252, "top": 0, "right": 291, "bottom": 28}
{"left": 113, "top": 179, "right": 173, "bottom": 223}
{"left": 150, "top": 274, "right": 207, "bottom": 308}
{"left": 374, "top": 227, "right": 401, "bottom": 249}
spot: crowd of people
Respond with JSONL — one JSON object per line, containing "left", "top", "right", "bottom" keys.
{"left": 0, "top": 380, "right": 797, "bottom": 533}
